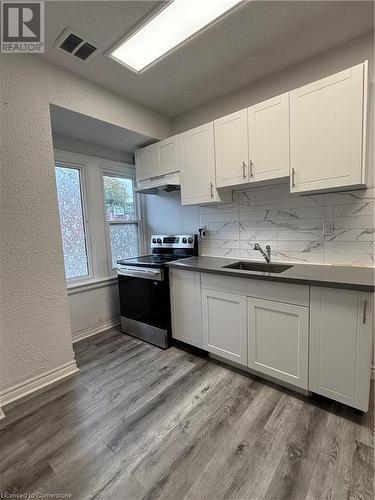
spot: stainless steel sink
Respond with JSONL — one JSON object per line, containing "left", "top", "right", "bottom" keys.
{"left": 223, "top": 261, "right": 293, "bottom": 274}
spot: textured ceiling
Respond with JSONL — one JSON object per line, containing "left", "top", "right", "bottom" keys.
{"left": 42, "top": 1, "right": 374, "bottom": 117}
{"left": 50, "top": 105, "right": 154, "bottom": 152}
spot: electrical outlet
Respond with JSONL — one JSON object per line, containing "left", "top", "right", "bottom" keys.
{"left": 198, "top": 226, "right": 207, "bottom": 239}
{"left": 323, "top": 221, "right": 334, "bottom": 237}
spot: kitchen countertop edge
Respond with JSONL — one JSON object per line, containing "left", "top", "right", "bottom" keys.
{"left": 167, "top": 257, "right": 375, "bottom": 293}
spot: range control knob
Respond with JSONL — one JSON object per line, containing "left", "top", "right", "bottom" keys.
{"left": 188, "top": 237, "right": 193, "bottom": 244}
{"left": 182, "top": 237, "right": 187, "bottom": 244}
{"left": 152, "top": 238, "right": 157, "bottom": 243}
{"left": 157, "top": 238, "right": 162, "bottom": 244}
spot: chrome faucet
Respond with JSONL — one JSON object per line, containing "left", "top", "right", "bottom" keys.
{"left": 253, "top": 243, "right": 271, "bottom": 263}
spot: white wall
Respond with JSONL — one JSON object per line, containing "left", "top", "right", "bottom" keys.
{"left": 143, "top": 33, "right": 374, "bottom": 267}
{"left": 172, "top": 32, "right": 374, "bottom": 146}
{"left": 142, "top": 191, "right": 200, "bottom": 242}
{"left": 0, "top": 54, "right": 171, "bottom": 405}
{"left": 68, "top": 282, "right": 120, "bottom": 342}
{"left": 52, "top": 135, "right": 133, "bottom": 164}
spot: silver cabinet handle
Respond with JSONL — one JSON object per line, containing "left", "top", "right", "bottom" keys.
{"left": 210, "top": 182, "right": 214, "bottom": 198}
{"left": 249, "top": 160, "right": 254, "bottom": 178}
{"left": 361, "top": 299, "right": 367, "bottom": 324}
{"left": 242, "top": 161, "right": 247, "bottom": 178}
{"left": 291, "top": 168, "right": 296, "bottom": 188}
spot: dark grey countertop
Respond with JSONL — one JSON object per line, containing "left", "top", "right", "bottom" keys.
{"left": 167, "top": 256, "right": 375, "bottom": 292}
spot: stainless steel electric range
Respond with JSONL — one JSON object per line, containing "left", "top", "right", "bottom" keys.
{"left": 116, "top": 234, "right": 198, "bottom": 348}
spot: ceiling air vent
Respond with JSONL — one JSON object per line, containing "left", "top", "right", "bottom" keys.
{"left": 55, "top": 28, "right": 98, "bottom": 62}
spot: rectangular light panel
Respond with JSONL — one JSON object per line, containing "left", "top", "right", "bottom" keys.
{"left": 110, "top": 0, "right": 242, "bottom": 73}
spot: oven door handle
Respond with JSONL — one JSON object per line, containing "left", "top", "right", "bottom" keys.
{"left": 117, "top": 267, "right": 163, "bottom": 281}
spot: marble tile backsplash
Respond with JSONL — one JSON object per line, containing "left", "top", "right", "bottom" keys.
{"left": 200, "top": 182, "right": 375, "bottom": 267}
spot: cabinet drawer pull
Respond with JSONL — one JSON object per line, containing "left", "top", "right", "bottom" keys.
{"left": 249, "top": 160, "right": 254, "bottom": 178}
{"left": 210, "top": 182, "right": 214, "bottom": 198}
{"left": 242, "top": 161, "right": 246, "bottom": 178}
{"left": 361, "top": 299, "right": 367, "bottom": 324}
{"left": 291, "top": 168, "right": 296, "bottom": 188}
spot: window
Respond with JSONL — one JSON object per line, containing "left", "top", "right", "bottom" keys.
{"left": 55, "top": 164, "right": 89, "bottom": 280}
{"left": 103, "top": 174, "right": 140, "bottom": 268}
{"left": 54, "top": 151, "right": 141, "bottom": 286}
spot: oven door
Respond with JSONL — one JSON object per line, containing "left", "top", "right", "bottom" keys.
{"left": 117, "top": 268, "right": 171, "bottom": 347}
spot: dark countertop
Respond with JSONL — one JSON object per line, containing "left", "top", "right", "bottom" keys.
{"left": 167, "top": 256, "right": 375, "bottom": 292}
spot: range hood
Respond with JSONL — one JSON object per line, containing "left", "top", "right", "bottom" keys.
{"left": 135, "top": 172, "right": 180, "bottom": 195}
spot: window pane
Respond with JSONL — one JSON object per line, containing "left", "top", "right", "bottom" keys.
{"left": 103, "top": 175, "right": 135, "bottom": 222}
{"left": 55, "top": 165, "right": 89, "bottom": 279}
{"left": 109, "top": 223, "right": 139, "bottom": 267}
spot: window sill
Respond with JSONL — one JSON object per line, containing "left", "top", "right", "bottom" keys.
{"left": 67, "top": 276, "right": 118, "bottom": 295}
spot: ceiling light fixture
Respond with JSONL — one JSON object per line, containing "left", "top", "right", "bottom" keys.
{"left": 109, "top": 0, "right": 243, "bottom": 74}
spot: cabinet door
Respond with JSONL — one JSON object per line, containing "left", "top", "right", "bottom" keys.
{"left": 135, "top": 144, "right": 158, "bottom": 181}
{"left": 214, "top": 109, "right": 249, "bottom": 188}
{"left": 157, "top": 135, "right": 180, "bottom": 176}
{"left": 290, "top": 62, "right": 366, "bottom": 193}
{"left": 310, "top": 287, "right": 373, "bottom": 411}
{"left": 179, "top": 122, "right": 220, "bottom": 205}
{"left": 170, "top": 269, "right": 202, "bottom": 348}
{"left": 247, "top": 298, "right": 309, "bottom": 389}
{"left": 248, "top": 93, "right": 289, "bottom": 182}
{"left": 202, "top": 288, "right": 247, "bottom": 365}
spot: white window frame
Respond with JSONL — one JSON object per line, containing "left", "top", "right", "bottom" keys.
{"left": 101, "top": 166, "right": 144, "bottom": 275}
{"left": 54, "top": 149, "right": 144, "bottom": 288}
{"left": 54, "top": 159, "right": 94, "bottom": 285}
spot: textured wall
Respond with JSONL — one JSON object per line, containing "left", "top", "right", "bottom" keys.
{"left": 0, "top": 54, "right": 171, "bottom": 394}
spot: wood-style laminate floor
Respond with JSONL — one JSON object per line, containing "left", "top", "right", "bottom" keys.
{"left": 1, "top": 328, "right": 374, "bottom": 500}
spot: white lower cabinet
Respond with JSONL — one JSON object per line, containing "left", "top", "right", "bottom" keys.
{"left": 247, "top": 298, "right": 309, "bottom": 389}
{"left": 309, "top": 287, "right": 373, "bottom": 412}
{"left": 170, "top": 269, "right": 202, "bottom": 348}
{"left": 171, "top": 270, "right": 373, "bottom": 411}
{"left": 202, "top": 288, "right": 247, "bottom": 365}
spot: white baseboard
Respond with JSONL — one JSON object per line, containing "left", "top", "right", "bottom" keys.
{"left": 72, "top": 316, "right": 120, "bottom": 343}
{"left": 0, "top": 360, "right": 79, "bottom": 409}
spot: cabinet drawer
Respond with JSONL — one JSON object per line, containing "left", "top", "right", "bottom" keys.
{"left": 201, "top": 273, "right": 309, "bottom": 307}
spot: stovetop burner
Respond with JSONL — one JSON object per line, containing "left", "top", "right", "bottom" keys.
{"left": 117, "top": 234, "right": 198, "bottom": 269}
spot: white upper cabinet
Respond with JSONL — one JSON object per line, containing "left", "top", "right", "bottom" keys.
{"left": 135, "top": 144, "right": 158, "bottom": 181}
{"left": 135, "top": 136, "right": 180, "bottom": 181}
{"left": 157, "top": 135, "right": 180, "bottom": 176}
{"left": 290, "top": 62, "right": 367, "bottom": 193}
{"left": 214, "top": 94, "right": 290, "bottom": 188}
{"left": 136, "top": 62, "right": 368, "bottom": 197}
{"left": 179, "top": 122, "right": 222, "bottom": 205}
{"left": 214, "top": 109, "right": 249, "bottom": 188}
{"left": 309, "top": 287, "right": 373, "bottom": 412}
{"left": 248, "top": 93, "right": 290, "bottom": 182}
